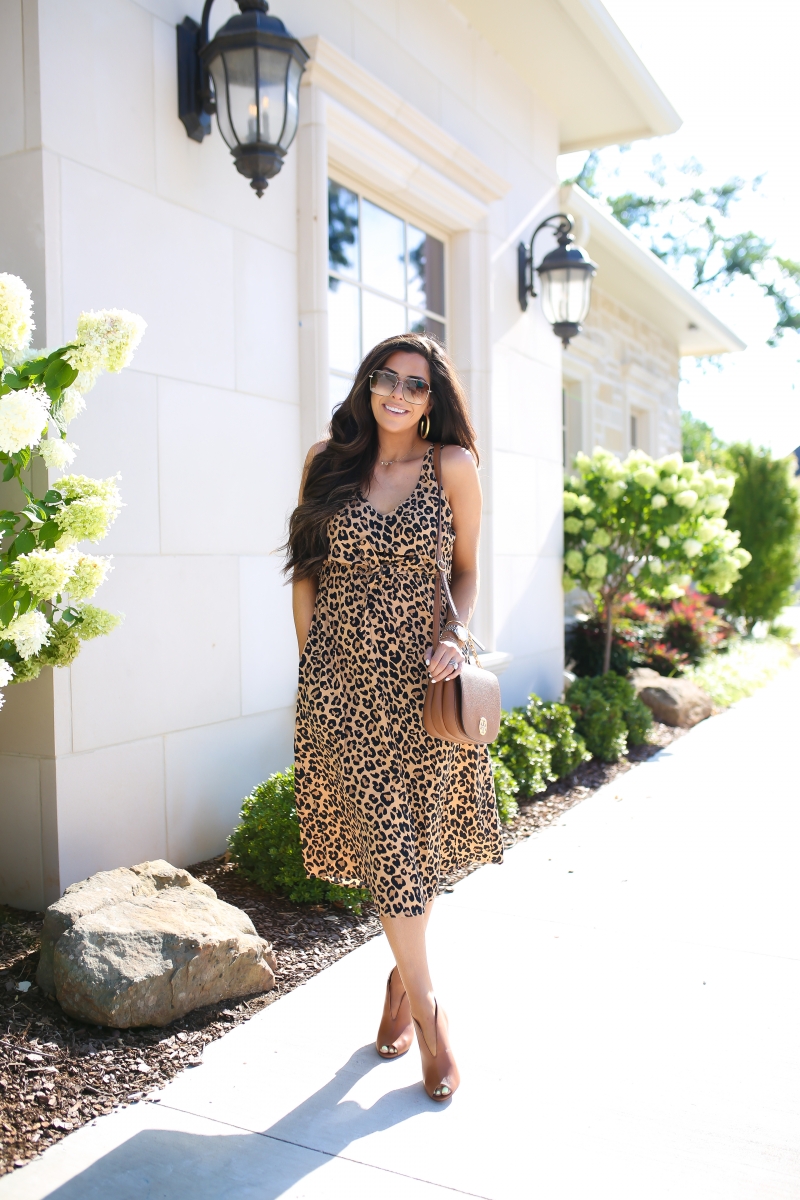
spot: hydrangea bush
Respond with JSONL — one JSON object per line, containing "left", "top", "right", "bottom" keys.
{"left": 0, "top": 273, "right": 145, "bottom": 710}
{"left": 563, "top": 447, "right": 752, "bottom": 673}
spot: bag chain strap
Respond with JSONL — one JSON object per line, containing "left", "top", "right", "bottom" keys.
{"left": 431, "top": 444, "right": 485, "bottom": 667}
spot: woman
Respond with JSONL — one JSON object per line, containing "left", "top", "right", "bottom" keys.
{"left": 287, "top": 333, "right": 502, "bottom": 1102}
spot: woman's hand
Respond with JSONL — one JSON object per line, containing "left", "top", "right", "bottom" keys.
{"left": 425, "top": 640, "right": 465, "bottom": 683}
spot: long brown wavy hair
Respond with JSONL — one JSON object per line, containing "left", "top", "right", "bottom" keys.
{"left": 285, "top": 333, "right": 478, "bottom": 581}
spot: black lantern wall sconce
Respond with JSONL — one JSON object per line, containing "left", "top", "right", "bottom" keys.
{"left": 518, "top": 213, "right": 597, "bottom": 347}
{"left": 177, "top": 1, "right": 309, "bottom": 197}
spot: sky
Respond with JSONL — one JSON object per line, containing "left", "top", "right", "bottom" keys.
{"left": 558, "top": 0, "right": 800, "bottom": 458}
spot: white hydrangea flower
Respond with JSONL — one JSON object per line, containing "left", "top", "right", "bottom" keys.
{"left": 657, "top": 453, "right": 683, "bottom": 475}
{"left": 733, "top": 547, "right": 752, "bottom": 568}
{"left": 651, "top": 494, "right": 668, "bottom": 509}
{"left": 675, "top": 489, "right": 699, "bottom": 509}
{"left": 56, "top": 386, "right": 87, "bottom": 426}
{"left": 15, "top": 548, "right": 74, "bottom": 601}
{"left": 65, "top": 552, "right": 111, "bottom": 602}
{"left": 563, "top": 516, "right": 583, "bottom": 534}
{"left": 563, "top": 491, "right": 579, "bottom": 512}
{"left": 649, "top": 558, "right": 663, "bottom": 575}
{"left": 0, "top": 386, "right": 50, "bottom": 454}
{"left": 589, "top": 529, "right": 611, "bottom": 548}
{"left": 656, "top": 534, "right": 670, "bottom": 549}
{"left": 662, "top": 583, "right": 685, "bottom": 600}
{"left": 576, "top": 494, "right": 595, "bottom": 515}
{"left": 39, "top": 438, "right": 78, "bottom": 470}
{"left": 67, "top": 309, "right": 146, "bottom": 391}
{"left": 585, "top": 552, "right": 608, "bottom": 579}
{"left": 565, "top": 549, "right": 584, "bottom": 574}
{"left": 633, "top": 466, "right": 658, "bottom": 489}
{"left": 0, "top": 273, "right": 34, "bottom": 364}
{"left": 583, "top": 517, "right": 596, "bottom": 531}
{"left": 657, "top": 474, "right": 679, "bottom": 495}
{"left": 604, "top": 481, "right": 626, "bottom": 501}
{"left": 703, "top": 493, "right": 728, "bottom": 517}
{"left": 683, "top": 538, "right": 703, "bottom": 558}
{"left": 4, "top": 610, "right": 50, "bottom": 659}
{"left": 0, "top": 659, "right": 13, "bottom": 686}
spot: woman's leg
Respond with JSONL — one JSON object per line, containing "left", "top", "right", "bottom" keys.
{"left": 380, "top": 899, "right": 438, "bottom": 1052}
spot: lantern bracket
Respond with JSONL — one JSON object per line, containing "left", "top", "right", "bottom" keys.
{"left": 517, "top": 213, "right": 575, "bottom": 312}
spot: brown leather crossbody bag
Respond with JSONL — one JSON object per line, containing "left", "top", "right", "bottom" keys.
{"left": 422, "top": 444, "right": 501, "bottom": 746}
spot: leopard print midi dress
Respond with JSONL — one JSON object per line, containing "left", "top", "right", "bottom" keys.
{"left": 294, "top": 445, "right": 503, "bottom": 918}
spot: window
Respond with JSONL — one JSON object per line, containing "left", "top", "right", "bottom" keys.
{"left": 630, "top": 412, "right": 639, "bottom": 449}
{"left": 328, "top": 179, "right": 446, "bottom": 409}
{"left": 629, "top": 408, "right": 648, "bottom": 452}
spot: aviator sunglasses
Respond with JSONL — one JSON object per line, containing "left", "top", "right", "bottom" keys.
{"left": 369, "top": 369, "right": 431, "bottom": 407}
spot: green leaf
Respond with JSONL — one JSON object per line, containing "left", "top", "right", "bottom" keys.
{"left": 0, "top": 349, "right": 4, "bottom": 369}
{"left": 4, "top": 374, "right": 28, "bottom": 390}
{"left": 0, "top": 600, "right": 15, "bottom": 626}
{"left": 37, "top": 519, "right": 60, "bottom": 546}
{"left": 11, "top": 530, "right": 36, "bottom": 556}
{"left": 2, "top": 463, "right": 15, "bottom": 482}
{"left": 43, "top": 490, "right": 63, "bottom": 505}
{"left": 18, "top": 357, "right": 48, "bottom": 379}
{"left": 15, "top": 588, "right": 32, "bottom": 616}
{"left": 0, "top": 581, "right": 14, "bottom": 604}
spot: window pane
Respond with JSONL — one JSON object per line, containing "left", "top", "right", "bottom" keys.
{"left": 328, "top": 182, "right": 359, "bottom": 278}
{"left": 328, "top": 278, "right": 360, "bottom": 373}
{"left": 361, "top": 200, "right": 405, "bottom": 299}
{"left": 362, "top": 291, "right": 406, "bottom": 354}
{"left": 329, "top": 373, "right": 353, "bottom": 414}
{"left": 407, "top": 226, "right": 445, "bottom": 316}
{"left": 409, "top": 311, "right": 445, "bottom": 343}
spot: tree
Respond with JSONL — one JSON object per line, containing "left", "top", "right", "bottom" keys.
{"left": 0, "top": 273, "right": 145, "bottom": 710}
{"left": 681, "top": 410, "right": 729, "bottom": 470}
{"left": 572, "top": 152, "right": 800, "bottom": 346}
{"left": 563, "top": 447, "right": 751, "bottom": 674}
{"left": 721, "top": 444, "right": 800, "bottom": 629}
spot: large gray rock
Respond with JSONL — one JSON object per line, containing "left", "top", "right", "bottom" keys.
{"left": 52, "top": 889, "right": 276, "bottom": 1028}
{"left": 631, "top": 668, "right": 714, "bottom": 728}
{"left": 37, "top": 860, "right": 216, "bottom": 997}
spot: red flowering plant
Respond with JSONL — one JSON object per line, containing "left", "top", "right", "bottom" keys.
{"left": 566, "top": 591, "right": 731, "bottom": 678}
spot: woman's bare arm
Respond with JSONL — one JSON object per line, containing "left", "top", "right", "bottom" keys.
{"left": 426, "top": 445, "right": 482, "bottom": 681}
{"left": 292, "top": 441, "right": 326, "bottom": 654}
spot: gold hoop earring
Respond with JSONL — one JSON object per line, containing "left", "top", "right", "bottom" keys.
{"left": 419, "top": 413, "right": 431, "bottom": 440}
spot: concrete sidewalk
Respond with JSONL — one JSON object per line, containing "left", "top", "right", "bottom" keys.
{"left": 3, "top": 663, "right": 799, "bottom": 1199}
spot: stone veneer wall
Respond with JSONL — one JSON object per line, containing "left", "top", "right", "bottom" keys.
{"left": 563, "top": 286, "right": 682, "bottom": 466}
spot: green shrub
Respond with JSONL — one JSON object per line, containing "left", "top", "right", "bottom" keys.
{"left": 491, "top": 757, "right": 519, "bottom": 824}
{"left": 686, "top": 635, "right": 793, "bottom": 707}
{"left": 525, "top": 696, "right": 590, "bottom": 779}
{"left": 721, "top": 444, "right": 800, "bottom": 629}
{"left": 566, "top": 674, "right": 652, "bottom": 762}
{"left": 491, "top": 710, "right": 554, "bottom": 798}
{"left": 228, "top": 768, "right": 370, "bottom": 913}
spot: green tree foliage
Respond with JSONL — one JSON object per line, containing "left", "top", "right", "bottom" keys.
{"left": 572, "top": 152, "right": 800, "bottom": 346}
{"left": 721, "top": 444, "right": 800, "bottom": 628}
{"left": 681, "top": 410, "right": 729, "bottom": 469}
{"left": 228, "top": 768, "right": 371, "bottom": 912}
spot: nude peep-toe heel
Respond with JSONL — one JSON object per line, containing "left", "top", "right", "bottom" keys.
{"left": 412, "top": 1001, "right": 460, "bottom": 1101}
{"left": 376, "top": 967, "right": 415, "bottom": 1060}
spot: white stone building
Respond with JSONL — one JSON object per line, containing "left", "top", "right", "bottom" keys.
{"left": 0, "top": 0, "right": 740, "bottom": 909}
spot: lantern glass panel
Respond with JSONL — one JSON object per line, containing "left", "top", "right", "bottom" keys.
{"left": 209, "top": 48, "right": 256, "bottom": 149}
{"left": 540, "top": 267, "right": 593, "bottom": 327}
{"left": 280, "top": 57, "right": 303, "bottom": 151}
{"left": 256, "top": 48, "right": 290, "bottom": 144}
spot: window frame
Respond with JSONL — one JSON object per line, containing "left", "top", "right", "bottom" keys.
{"left": 327, "top": 173, "right": 449, "bottom": 399}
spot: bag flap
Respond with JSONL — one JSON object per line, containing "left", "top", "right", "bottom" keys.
{"left": 458, "top": 663, "right": 501, "bottom": 742}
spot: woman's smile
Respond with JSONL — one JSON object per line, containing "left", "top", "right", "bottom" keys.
{"left": 383, "top": 401, "right": 410, "bottom": 416}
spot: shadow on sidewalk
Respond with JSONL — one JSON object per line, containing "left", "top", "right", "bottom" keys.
{"left": 43, "top": 1045, "right": 442, "bottom": 1199}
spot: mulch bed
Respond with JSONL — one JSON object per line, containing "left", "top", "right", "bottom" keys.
{"left": 0, "top": 720, "right": 682, "bottom": 1175}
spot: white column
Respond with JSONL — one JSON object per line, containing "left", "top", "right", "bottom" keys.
{"left": 296, "top": 82, "right": 330, "bottom": 454}
{"left": 450, "top": 219, "right": 495, "bottom": 650}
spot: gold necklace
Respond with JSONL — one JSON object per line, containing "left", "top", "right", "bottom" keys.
{"left": 378, "top": 448, "right": 422, "bottom": 467}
